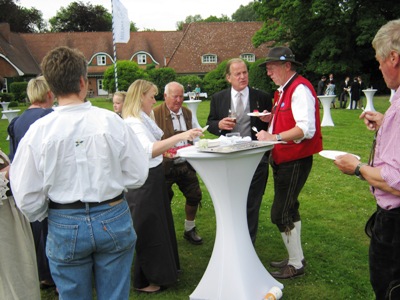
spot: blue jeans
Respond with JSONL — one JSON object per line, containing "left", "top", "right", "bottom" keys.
{"left": 46, "top": 200, "right": 136, "bottom": 300}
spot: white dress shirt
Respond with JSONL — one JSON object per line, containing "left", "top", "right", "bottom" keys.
{"left": 10, "top": 102, "right": 149, "bottom": 222}
{"left": 269, "top": 74, "right": 316, "bottom": 142}
{"left": 124, "top": 116, "right": 163, "bottom": 168}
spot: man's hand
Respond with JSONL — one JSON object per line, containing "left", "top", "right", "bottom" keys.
{"left": 218, "top": 117, "right": 236, "bottom": 131}
{"left": 360, "top": 111, "right": 383, "bottom": 131}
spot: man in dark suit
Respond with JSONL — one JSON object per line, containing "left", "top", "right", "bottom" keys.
{"left": 206, "top": 58, "right": 273, "bottom": 244}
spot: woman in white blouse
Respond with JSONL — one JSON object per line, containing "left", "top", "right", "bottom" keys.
{"left": 123, "top": 79, "right": 202, "bottom": 293}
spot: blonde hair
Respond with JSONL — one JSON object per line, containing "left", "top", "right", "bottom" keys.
{"left": 372, "top": 19, "right": 400, "bottom": 60}
{"left": 122, "top": 79, "right": 158, "bottom": 119}
{"left": 113, "top": 91, "right": 127, "bottom": 101}
{"left": 27, "top": 76, "right": 51, "bottom": 104}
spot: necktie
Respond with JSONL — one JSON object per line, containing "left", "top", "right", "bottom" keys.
{"left": 236, "top": 92, "right": 244, "bottom": 117}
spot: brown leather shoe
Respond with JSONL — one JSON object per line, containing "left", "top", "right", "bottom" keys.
{"left": 184, "top": 227, "right": 203, "bottom": 245}
{"left": 271, "top": 264, "right": 305, "bottom": 279}
{"left": 270, "top": 258, "right": 306, "bottom": 268}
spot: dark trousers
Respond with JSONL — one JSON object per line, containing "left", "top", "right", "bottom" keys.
{"left": 369, "top": 206, "right": 400, "bottom": 300}
{"left": 270, "top": 156, "right": 313, "bottom": 232}
{"left": 164, "top": 161, "right": 202, "bottom": 207}
{"left": 247, "top": 152, "right": 269, "bottom": 244}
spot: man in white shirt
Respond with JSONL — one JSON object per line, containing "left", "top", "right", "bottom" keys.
{"left": 10, "top": 46, "right": 149, "bottom": 300}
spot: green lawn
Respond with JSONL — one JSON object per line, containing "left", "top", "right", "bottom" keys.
{"left": 2, "top": 95, "right": 389, "bottom": 300}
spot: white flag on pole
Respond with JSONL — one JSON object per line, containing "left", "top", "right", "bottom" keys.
{"left": 112, "top": 0, "right": 130, "bottom": 43}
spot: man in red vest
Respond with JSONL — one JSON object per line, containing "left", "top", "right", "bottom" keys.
{"left": 257, "top": 47, "right": 323, "bottom": 279}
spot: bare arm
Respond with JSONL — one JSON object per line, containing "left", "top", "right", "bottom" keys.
{"left": 152, "top": 128, "right": 203, "bottom": 157}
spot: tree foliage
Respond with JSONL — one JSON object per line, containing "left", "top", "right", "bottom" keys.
{"left": 176, "top": 14, "right": 231, "bottom": 30}
{"left": 147, "top": 67, "right": 177, "bottom": 100}
{"left": 252, "top": 0, "right": 400, "bottom": 90}
{"left": 103, "top": 61, "right": 148, "bottom": 93}
{"left": 0, "top": 0, "right": 45, "bottom": 32}
{"left": 49, "top": 1, "right": 112, "bottom": 32}
{"left": 232, "top": 2, "right": 259, "bottom": 22}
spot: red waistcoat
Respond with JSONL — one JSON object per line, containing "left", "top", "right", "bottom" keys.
{"left": 272, "top": 75, "right": 323, "bottom": 164}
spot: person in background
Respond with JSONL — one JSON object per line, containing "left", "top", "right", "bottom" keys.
{"left": 257, "top": 46, "right": 323, "bottom": 279}
{"left": 10, "top": 46, "right": 149, "bottom": 300}
{"left": 0, "top": 150, "right": 40, "bottom": 300}
{"left": 123, "top": 79, "right": 203, "bottom": 293}
{"left": 153, "top": 81, "right": 203, "bottom": 245}
{"left": 113, "top": 91, "right": 126, "bottom": 117}
{"left": 357, "top": 75, "right": 366, "bottom": 109}
{"left": 206, "top": 57, "right": 273, "bottom": 244}
{"left": 7, "top": 75, "right": 55, "bottom": 291}
{"left": 334, "top": 19, "right": 400, "bottom": 300}
{"left": 339, "top": 76, "right": 351, "bottom": 109}
{"left": 194, "top": 84, "right": 201, "bottom": 100}
{"left": 317, "top": 75, "right": 327, "bottom": 96}
{"left": 350, "top": 76, "right": 361, "bottom": 109}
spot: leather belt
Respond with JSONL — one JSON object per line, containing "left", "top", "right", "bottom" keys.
{"left": 49, "top": 193, "right": 124, "bottom": 209}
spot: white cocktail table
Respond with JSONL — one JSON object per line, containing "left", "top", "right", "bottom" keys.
{"left": 318, "top": 95, "right": 335, "bottom": 126}
{"left": 184, "top": 99, "right": 202, "bottom": 129}
{"left": 178, "top": 144, "right": 283, "bottom": 300}
{"left": 362, "top": 89, "right": 377, "bottom": 112}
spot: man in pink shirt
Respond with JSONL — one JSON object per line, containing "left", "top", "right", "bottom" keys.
{"left": 335, "top": 19, "right": 400, "bottom": 300}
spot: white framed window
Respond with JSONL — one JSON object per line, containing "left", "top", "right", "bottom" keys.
{"left": 202, "top": 54, "right": 217, "bottom": 64}
{"left": 97, "top": 55, "right": 106, "bottom": 66}
{"left": 241, "top": 53, "right": 255, "bottom": 62}
{"left": 137, "top": 54, "right": 147, "bottom": 65}
{"left": 1, "top": 78, "right": 7, "bottom": 93}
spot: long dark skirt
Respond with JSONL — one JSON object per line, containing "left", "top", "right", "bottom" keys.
{"left": 125, "top": 164, "right": 180, "bottom": 289}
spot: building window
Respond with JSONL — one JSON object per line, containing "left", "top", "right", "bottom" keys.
{"left": 241, "top": 53, "right": 255, "bottom": 62}
{"left": 98, "top": 79, "right": 104, "bottom": 90}
{"left": 1, "top": 78, "right": 7, "bottom": 93}
{"left": 137, "top": 54, "right": 147, "bottom": 65}
{"left": 202, "top": 54, "right": 217, "bottom": 64}
{"left": 97, "top": 55, "right": 106, "bottom": 66}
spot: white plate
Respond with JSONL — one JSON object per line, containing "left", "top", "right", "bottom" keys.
{"left": 319, "top": 150, "right": 360, "bottom": 160}
{"left": 247, "top": 112, "right": 271, "bottom": 117}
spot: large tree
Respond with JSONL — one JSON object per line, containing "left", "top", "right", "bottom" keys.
{"left": 0, "top": 0, "right": 45, "bottom": 32}
{"left": 49, "top": 1, "right": 112, "bottom": 32}
{"left": 252, "top": 0, "right": 400, "bottom": 89}
{"left": 232, "top": 2, "right": 259, "bottom": 22}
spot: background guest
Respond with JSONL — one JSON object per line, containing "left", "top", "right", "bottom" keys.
{"left": 350, "top": 76, "right": 361, "bottom": 109}
{"left": 113, "top": 91, "right": 126, "bottom": 117}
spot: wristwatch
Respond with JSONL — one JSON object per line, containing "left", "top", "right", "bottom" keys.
{"left": 276, "top": 134, "right": 282, "bottom": 141}
{"left": 354, "top": 163, "right": 367, "bottom": 180}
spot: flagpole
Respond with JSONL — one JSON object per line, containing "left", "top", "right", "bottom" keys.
{"left": 111, "top": 0, "right": 119, "bottom": 92}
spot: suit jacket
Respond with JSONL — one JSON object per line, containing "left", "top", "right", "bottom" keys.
{"left": 206, "top": 87, "right": 272, "bottom": 140}
{"left": 153, "top": 102, "right": 193, "bottom": 140}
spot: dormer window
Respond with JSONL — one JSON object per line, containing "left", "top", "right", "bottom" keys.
{"left": 202, "top": 54, "right": 217, "bottom": 64}
{"left": 138, "top": 54, "right": 147, "bottom": 65}
{"left": 241, "top": 53, "right": 255, "bottom": 62}
{"left": 97, "top": 55, "right": 106, "bottom": 66}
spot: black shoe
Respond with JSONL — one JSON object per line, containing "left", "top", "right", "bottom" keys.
{"left": 184, "top": 227, "right": 203, "bottom": 245}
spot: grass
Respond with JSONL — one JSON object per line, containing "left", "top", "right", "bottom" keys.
{"left": 2, "top": 95, "right": 390, "bottom": 300}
